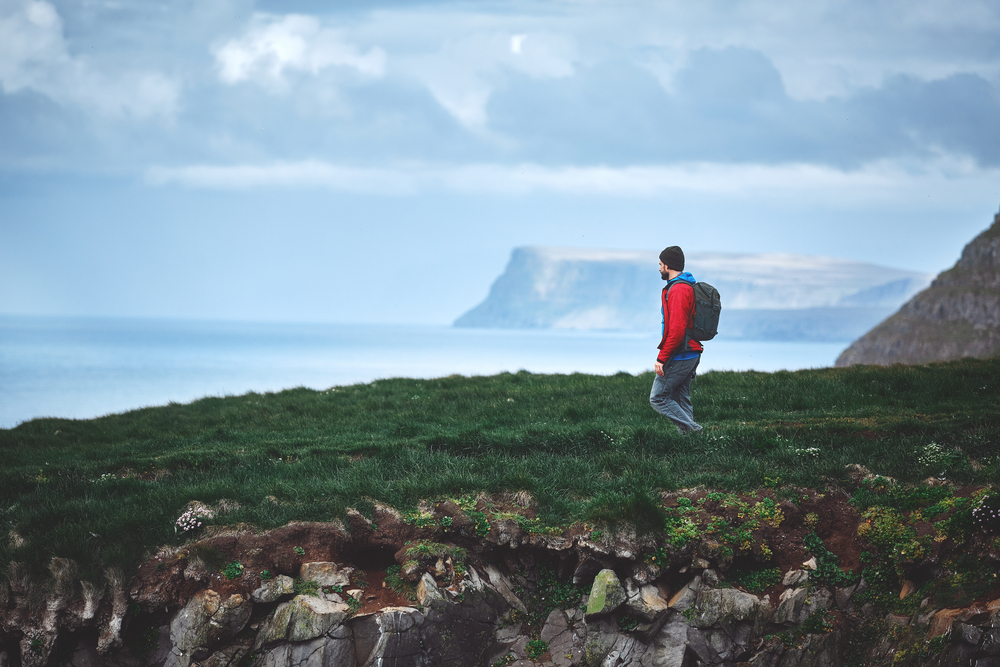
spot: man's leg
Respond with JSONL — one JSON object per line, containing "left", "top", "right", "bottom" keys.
{"left": 649, "top": 357, "right": 702, "bottom": 433}
{"left": 675, "top": 357, "right": 700, "bottom": 431}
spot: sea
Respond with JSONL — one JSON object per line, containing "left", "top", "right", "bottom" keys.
{"left": 0, "top": 315, "right": 850, "bottom": 429}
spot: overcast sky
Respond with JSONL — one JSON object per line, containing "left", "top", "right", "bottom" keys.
{"left": 2, "top": 0, "right": 998, "bottom": 324}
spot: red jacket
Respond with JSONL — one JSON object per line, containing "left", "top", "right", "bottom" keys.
{"left": 657, "top": 279, "right": 703, "bottom": 363}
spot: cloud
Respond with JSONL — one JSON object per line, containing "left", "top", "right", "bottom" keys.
{"left": 145, "top": 156, "right": 1000, "bottom": 207}
{"left": 214, "top": 13, "right": 386, "bottom": 89}
{"left": 0, "top": 0, "right": 179, "bottom": 118}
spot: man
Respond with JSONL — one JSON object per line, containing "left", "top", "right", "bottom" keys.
{"left": 650, "top": 245, "right": 703, "bottom": 434}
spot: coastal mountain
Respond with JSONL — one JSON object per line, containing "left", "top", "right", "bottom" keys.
{"left": 836, "top": 209, "right": 1000, "bottom": 366}
{"left": 455, "top": 247, "right": 932, "bottom": 342}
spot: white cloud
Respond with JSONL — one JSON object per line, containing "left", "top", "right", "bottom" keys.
{"left": 145, "top": 156, "right": 999, "bottom": 207}
{"left": 214, "top": 13, "right": 386, "bottom": 89}
{"left": 0, "top": 0, "right": 179, "bottom": 118}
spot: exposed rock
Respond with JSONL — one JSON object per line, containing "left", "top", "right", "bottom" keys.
{"left": 354, "top": 607, "right": 424, "bottom": 666}
{"left": 783, "top": 570, "right": 809, "bottom": 587}
{"left": 252, "top": 575, "right": 295, "bottom": 603}
{"left": 625, "top": 579, "right": 671, "bottom": 622}
{"left": 253, "top": 595, "right": 348, "bottom": 648}
{"left": 838, "top": 209, "right": 1000, "bottom": 366}
{"left": 586, "top": 569, "right": 627, "bottom": 619}
{"left": 253, "top": 627, "right": 353, "bottom": 667}
{"left": 299, "top": 562, "right": 352, "bottom": 588}
{"left": 166, "top": 590, "right": 252, "bottom": 667}
{"left": 773, "top": 587, "right": 831, "bottom": 626}
{"left": 690, "top": 587, "right": 766, "bottom": 628}
{"left": 416, "top": 573, "right": 445, "bottom": 605}
{"left": 639, "top": 618, "right": 689, "bottom": 667}
{"left": 667, "top": 576, "right": 701, "bottom": 612}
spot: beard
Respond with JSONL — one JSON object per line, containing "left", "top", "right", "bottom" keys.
{"left": 660, "top": 270, "right": 670, "bottom": 280}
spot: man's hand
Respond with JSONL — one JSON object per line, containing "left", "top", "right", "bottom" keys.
{"left": 654, "top": 361, "right": 664, "bottom": 377}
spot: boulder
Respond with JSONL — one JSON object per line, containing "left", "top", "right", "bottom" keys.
{"left": 625, "top": 580, "right": 671, "bottom": 622}
{"left": 689, "top": 587, "right": 763, "bottom": 628}
{"left": 417, "top": 573, "right": 445, "bottom": 605}
{"left": 254, "top": 595, "right": 349, "bottom": 647}
{"left": 299, "top": 562, "right": 352, "bottom": 588}
{"left": 667, "top": 576, "right": 701, "bottom": 613}
{"left": 165, "top": 591, "right": 251, "bottom": 667}
{"left": 354, "top": 607, "right": 425, "bottom": 666}
{"left": 586, "top": 569, "right": 627, "bottom": 619}
{"left": 253, "top": 626, "right": 354, "bottom": 667}
{"left": 772, "top": 587, "right": 831, "bottom": 626}
{"left": 252, "top": 575, "right": 295, "bottom": 603}
{"left": 639, "top": 618, "right": 689, "bottom": 667}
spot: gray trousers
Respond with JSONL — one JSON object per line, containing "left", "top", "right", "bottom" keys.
{"left": 649, "top": 356, "right": 702, "bottom": 433}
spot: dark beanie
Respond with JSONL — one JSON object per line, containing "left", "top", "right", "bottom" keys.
{"left": 659, "top": 246, "right": 685, "bottom": 271}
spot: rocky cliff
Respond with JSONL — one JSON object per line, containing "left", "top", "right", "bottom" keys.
{"left": 3, "top": 478, "right": 999, "bottom": 667}
{"left": 456, "top": 248, "right": 931, "bottom": 342}
{"left": 837, "top": 209, "right": 1000, "bottom": 366}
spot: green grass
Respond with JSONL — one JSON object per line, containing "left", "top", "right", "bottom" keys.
{"left": 2, "top": 358, "right": 999, "bottom": 585}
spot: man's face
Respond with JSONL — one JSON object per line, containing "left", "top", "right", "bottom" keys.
{"left": 659, "top": 260, "right": 670, "bottom": 280}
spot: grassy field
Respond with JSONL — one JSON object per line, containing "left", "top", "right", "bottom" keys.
{"left": 2, "top": 358, "right": 999, "bottom": 584}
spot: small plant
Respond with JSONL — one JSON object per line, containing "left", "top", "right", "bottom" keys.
{"left": 384, "top": 565, "right": 417, "bottom": 601}
{"left": 293, "top": 578, "right": 319, "bottom": 596}
{"left": 260, "top": 569, "right": 273, "bottom": 580}
{"left": 221, "top": 560, "right": 244, "bottom": 579}
{"left": 466, "top": 510, "right": 491, "bottom": 537}
{"left": 525, "top": 639, "right": 548, "bottom": 660}
{"left": 293, "top": 546, "right": 306, "bottom": 556}
{"left": 618, "top": 613, "right": 639, "bottom": 632}
{"left": 440, "top": 516, "right": 453, "bottom": 529}
{"left": 973, "top": 495, "right": 1000, "bottom": 534}
{"left": 589, "top": 529, "right": 604, "bottom": 541}
{"left": 29, "top": 636, "right": 45, "bottom": 655}
{"left": 804, "top": 512, "right": 819, "bottom": 528}
{"left": 175, "top": 505, "right": 213, "bottom": 533}
{"left": 728, "top": 566, "right": 781, "bottom": 593}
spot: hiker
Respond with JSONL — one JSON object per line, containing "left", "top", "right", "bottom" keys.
{"left": 650, "top": 245, "right": 703, "bottom": 434}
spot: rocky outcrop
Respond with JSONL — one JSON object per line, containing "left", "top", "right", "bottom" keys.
{"left": 837, "top": 208, "right": 1000, "bottom": 366}
{"left": 2, "top": 489, "right": 999, "bottom": 667}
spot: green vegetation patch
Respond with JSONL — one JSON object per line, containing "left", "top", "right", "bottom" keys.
{"left": 1, "top": 359, "right": 999, "bottom": 586}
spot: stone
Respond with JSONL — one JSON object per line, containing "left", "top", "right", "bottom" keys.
{"left": 355, "top": 607, "right": 425, "bottom": 666}
{"left": 957, "top": 621, "right": 983, "bottom": 646}
{"left": 685, "top": 623, "right": 753, "bottom": 664}
{"left": 417, "top": 573, "right": 445, "bottom": 605}
{"left": 928, "top": 608, "right": 965, "bottom": 639}
{"left": 483, "top": 564, "right": 528, "bottom": 614}
{"left": 252, "top": 575, "right": 295, "bottom": 603}
{"left": 598, "top": 633, "right": 645, "bottom": 666}
{"left": 197, "top": 640, "right": 251, "bottom": 667}
{"left": 982, "top": 629, "right": 1000, "bottom": 656}
{"left": 667, "top": 576, "right": 701, "bottom": 612}
{"left": 166, "top": 590, "right": 251, "bottom": 667}
{"left": 899, "top": 579, "right": 917, "bottom": 599}
{"left": 772, "top": 587, "right": 831, "bottom": 626}
{"left": 626, "top": 582, "right": 671, "bottom": 622}
{"left": 782, "top": 570, "right": 809, "bottom": 587}
{"left": 540, "top": 610, "right": 575, "bottom": 667}
{"left": 299, "top": 562, "right": 352, "bottom": 588}
{"left": 254, "top": 627, "right": 354, "bottom": 667}
{"left": 689, "top": 587, "right": 762, "bottom": 628}
{"left": 586, "top": 569, "right": 627, "bottom": 619}
{"left": 254, "top": 595, "right": 348, "bottom": 647}
{"left": 802, "top": 556, "right": 818, "bottom": 571}
{"left": 639, "top": 618, "right": 689, "bottom": 667}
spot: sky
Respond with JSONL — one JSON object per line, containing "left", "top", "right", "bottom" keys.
{"left": 2, "top": 0, "right": 999, "bottom": 325}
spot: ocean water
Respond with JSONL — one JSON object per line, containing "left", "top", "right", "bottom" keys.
{"left": 0, "top": 316, "right": 849, "bottom": 429}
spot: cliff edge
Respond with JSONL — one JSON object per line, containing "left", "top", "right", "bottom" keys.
{"left": 836, "top": 208, "right": 1000, "bottom": 366}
